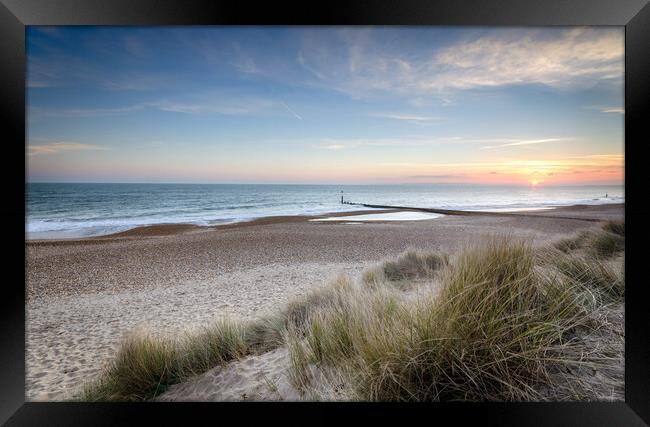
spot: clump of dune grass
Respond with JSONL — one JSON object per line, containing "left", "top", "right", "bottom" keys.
{"left": 602, "top": 219, "right": 624, "bottom": 237}
{"left": 286, "top": 236, "right": 622, "bottom": 401}
{"left": 542, "top": 250, "right": 624, "bottom": 303}
{"left": 553, "top": 230, "right": 591, "bottom": 253}
{"left": 179, "top": 321, "right": 250, "bottom": 376}
{"left": 362, "top": 250, "right": 448, "bottom": 289}
{"left": 552, "top": 221, "right": 625, "bottom": 260}
{"left": 79, "top": 330, "right": 180, "bottom": 401}
{"left": 282, "top": 275, "right": 354, "bottom": 329}
{"left": 79, "top": 319, "right": 277, "bottom": 401}
{"left": 244, "top": 315, "right": 287, "bottom": 354}
{"left": 585, "top": 230, "right": 625, "bottom": 259}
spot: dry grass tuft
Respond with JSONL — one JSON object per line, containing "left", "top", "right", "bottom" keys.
{"left": 553, "top": 231, "right": 591, "bottom": 253}
{"left": 79, "top": 319, "right": 273, "bottom": 401}
{"left": 602, "top": 220, "right": 624, "bottom": 237}
{"left": 586, "top": 230, "right": 625, "bottom": 259}
{"left": 543, "top": 250, "right": 624, "bottom": 302}
{"left": 362, "top": 250, "right": 448, "bottom": 290}
{"left": 554, "top": 221, "right": 625, "bottom": 259}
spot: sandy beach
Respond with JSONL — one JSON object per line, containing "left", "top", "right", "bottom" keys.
{"left": 25, "top": 203, "right": 624, "bottom": 400}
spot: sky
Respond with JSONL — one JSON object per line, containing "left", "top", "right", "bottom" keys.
{"left": 26, "top": 26, "right": 624, "bottom": 186}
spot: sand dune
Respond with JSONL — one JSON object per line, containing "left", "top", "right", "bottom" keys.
{"left": 157, "top": 348, "right": 299, "bottom": 402}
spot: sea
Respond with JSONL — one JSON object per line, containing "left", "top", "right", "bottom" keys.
{"left": 26, "top": 183, "right": 624, "bottom": 239}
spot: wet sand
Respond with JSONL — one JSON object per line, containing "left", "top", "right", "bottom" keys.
{"left": 25, "top": 204, "right": 624, "bottom": 400}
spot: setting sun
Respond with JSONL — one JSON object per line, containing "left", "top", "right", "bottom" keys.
{"left": 531, "top": 180, "right": 540, "bottom": 186}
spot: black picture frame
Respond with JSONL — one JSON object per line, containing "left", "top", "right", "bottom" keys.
{"left": 2, "top": 0, "right": 649, "bottom": 425}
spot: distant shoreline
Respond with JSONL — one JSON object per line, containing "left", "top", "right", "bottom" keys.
{"left": 26, "top": 203, "right": 624, "bottom": 243}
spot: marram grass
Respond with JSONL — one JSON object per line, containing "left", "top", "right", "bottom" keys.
{"left": 286, "top": 237, "right": 615, "bottom": 401}
{"left": 78, "top": 222, "right": 624, "bottom": 402}
{"left": 79, "top": 319, "right": 251, "bottom": 401}
{"left": 553, "top": 220, "right": 625, "bottom": 259}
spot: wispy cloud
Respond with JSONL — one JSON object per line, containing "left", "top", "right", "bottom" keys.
{"left": 314, "top": 137, "right": 465, "bottom": 149}
{"left": 371, "top": 113, "right": 441, "bottom": 123}
{"left": 147, "top": 95, "right": 243, "bottom": 114}
{"left": 313, "top": 136, "right": 571, "bottom": 150}
{"left": 408, "top": 174, "right": 466, "bottom": 179}
{"left": 296, "top": 27, "right": 623, "bottom": 101}
{"left": 318, "top": 144, "right": 346, "bottom": 150}
{"left": 585, "top": 105, "right": 625, "bottom": 114}
{"left": 27, "top": 81, "right": 56, "bottom": 88}
{"left": 27, "top": 51, "right": 98, "bottom": 90}
{"left": 29, "top": 105, "right": 146, "bottom": 118}
{"left": 31, "top": 96, "right": 290, "bottom": 118}
{"left": 28, "top": 142, "right": 107, "bottom": 156}
{"left": 231, "top": 42, "right": 260, "bottom": 74}
{"left": 101, "top": 75, "right": 167, "bottom": 91}
{"left": 430, "top": 28, "right": 622, "bottom": 91}
{"left": 601, "top": 107, "right": 624, "bottom": 114}
{"left": 569, "top": 154, "right": 624, "bottom": 161}
{"left": 482, "top": 138, "right": 571, "bottom": 149}
{"left": 151, "top": 97, "right": 298, "bottom": 118}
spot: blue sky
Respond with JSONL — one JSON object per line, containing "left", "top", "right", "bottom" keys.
{"left": 27, "top": 26, "right": 624, "bottom": 185}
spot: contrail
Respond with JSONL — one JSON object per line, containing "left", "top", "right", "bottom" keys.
{"left": 280, "top": 101, "right": 303, "bottom": 120}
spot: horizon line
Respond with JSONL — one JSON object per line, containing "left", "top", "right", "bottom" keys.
{"left": 27, "top": 181, "right": 625, "bottom": 187}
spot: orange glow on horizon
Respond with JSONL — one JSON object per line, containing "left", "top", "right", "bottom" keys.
{"left": 28, "top": 150, "right": 624, "bottom": 185}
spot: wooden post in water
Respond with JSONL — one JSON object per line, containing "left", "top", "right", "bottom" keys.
{"left": 340, "top": 190, "right": 344, "bottom": 204}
